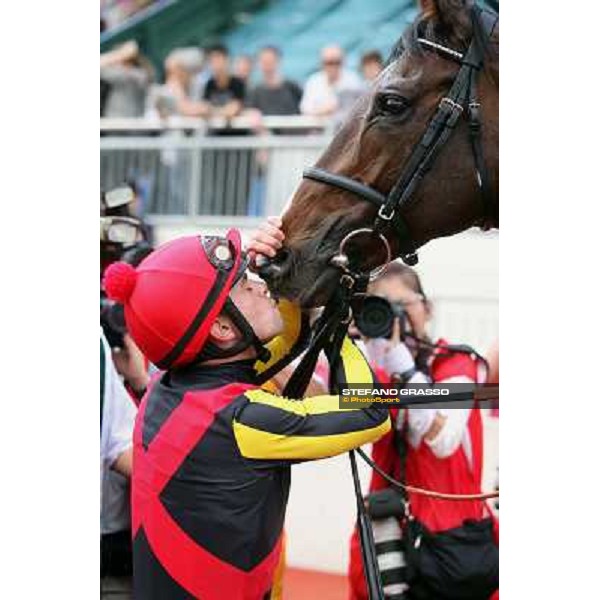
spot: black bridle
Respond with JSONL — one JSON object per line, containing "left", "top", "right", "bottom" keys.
{"left": 303, "top": 6, "right": 498, "bottom": 268}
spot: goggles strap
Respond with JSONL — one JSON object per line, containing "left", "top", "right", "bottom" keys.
{"left": 196, "top": 299, "right": 271, "bottom": 364}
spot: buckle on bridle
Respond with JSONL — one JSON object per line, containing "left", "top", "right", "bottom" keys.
{"left": 377, "top": 204, "right": 395, "bottom": 221}
{"left": 468, "top": 101, "right": 482, "bottom": 131}
{"left": 440, "top": 97, "right": 464, "bottom": 114}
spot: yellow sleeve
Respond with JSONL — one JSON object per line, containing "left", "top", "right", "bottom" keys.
{"left": 235, "top": 337, "right": 390, "bottom": 462}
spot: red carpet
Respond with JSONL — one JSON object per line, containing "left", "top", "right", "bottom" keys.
{"left": 282, "top": 567, "right": 349, "bottom": 600}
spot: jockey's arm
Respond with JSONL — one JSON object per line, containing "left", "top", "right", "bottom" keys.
{"left": 237, "top": 337, "right": 391, "bottom": 463}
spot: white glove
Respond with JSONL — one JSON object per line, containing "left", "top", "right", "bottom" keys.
{"left": 383, "top": 341, "right": 416, "bottom": 378}
{"left": 362, "top": 337, "right": 389, "bottom": 369}
{"left": 363, "top": 338, "right": 416, "bottom": 378}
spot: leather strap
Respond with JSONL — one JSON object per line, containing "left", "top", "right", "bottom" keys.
{"left": 303, "top": 167, "right": 387, "bottom": 208}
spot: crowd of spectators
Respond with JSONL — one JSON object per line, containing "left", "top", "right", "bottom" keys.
{"left": 101, "top": 40, "right": 385, "bottom": 123}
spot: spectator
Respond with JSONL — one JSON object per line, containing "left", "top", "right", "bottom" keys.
{"left": 300, "top": 44, "right": 362, "bottom": 117}
{"left": 157, "top": 46, "right": 246, "bottom": 119}
{"left": 360, "top": 49, "right": 384, "bottom": 83}
{"left": 146, "top": 47, "right": 205, "bottom": 118}
{"left": 246, "top": 46, "right": 302, "bottom": 116}
{"left": 203, "top": 43, "right": 245, "bottom": 118}
{"left": 244, "top": 45, "right": 304, "bottom": 217}
{"left": 189, "top": 48, "right": 211, "bottom": 102}
{"left": 100, "top": 331, "right": 137, "bottom": 598}
{"left": 100, "top": 40, "right": 153, "bottom": 118}
{"left": 234, "top": 53, "right": 255, "bottom": 86}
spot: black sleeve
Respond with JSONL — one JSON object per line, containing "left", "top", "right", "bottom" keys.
{"left": 203, "top": 78, "right": 214, "bottom": 101}
{"left": 288, "top": 80, "right": 303, "bottom": 106}
{"left": 231, "top": 77, "right": 246, "bottom": 101}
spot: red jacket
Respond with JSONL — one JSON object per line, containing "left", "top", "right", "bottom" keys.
{"left": 348, "top": 342, "right": 498, "bottom": 600}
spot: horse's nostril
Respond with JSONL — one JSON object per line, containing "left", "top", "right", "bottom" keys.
{"left": 255, "top": 248, "right": 293, "bottom": 283}
{"left": 273, "top": 248, "right": 291, "bottom": 264}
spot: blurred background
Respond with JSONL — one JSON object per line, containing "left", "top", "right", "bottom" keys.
{"left": 100, "top": 1, "right": 498, "bottom": 596}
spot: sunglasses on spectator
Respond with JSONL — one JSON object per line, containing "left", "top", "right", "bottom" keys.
{"left": 322, "top": 59, "right": 342, "bottom": 66}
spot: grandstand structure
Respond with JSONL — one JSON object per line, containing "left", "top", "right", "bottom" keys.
{"left": 101, "top": 0, "right": 497, "bottom": 82}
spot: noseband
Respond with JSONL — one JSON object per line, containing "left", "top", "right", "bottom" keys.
{"left": 303, "top": 6, "right": 498, "bottom": 269}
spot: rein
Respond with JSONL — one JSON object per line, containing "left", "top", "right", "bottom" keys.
{"left": 357, "top": 448, "right": 499, "bottom": 501}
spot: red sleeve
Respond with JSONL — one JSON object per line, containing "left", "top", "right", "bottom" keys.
{"left": 369, "top": 414, "right": 400, "bottom": 492}
{"left": 431, "top": 350, "right": 478, "bottom": 382}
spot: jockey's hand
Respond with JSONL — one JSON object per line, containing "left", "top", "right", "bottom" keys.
{"left": 246, "top": 216, "right": 285, "bottom": 267}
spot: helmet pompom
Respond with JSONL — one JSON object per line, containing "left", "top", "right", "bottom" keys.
{"left": 103, "top": 262, "right": 138, "bottom": 304}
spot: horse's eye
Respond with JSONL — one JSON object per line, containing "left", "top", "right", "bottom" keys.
{"left": 378, "top": 94, "right": 409, "bottom": 115}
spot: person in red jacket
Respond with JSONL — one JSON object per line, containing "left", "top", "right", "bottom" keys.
{"left": 102, "top": 218, "right": 391, "bottom": 600}
{"left": 348, "top": 262, "right": 498, "bottom": 600}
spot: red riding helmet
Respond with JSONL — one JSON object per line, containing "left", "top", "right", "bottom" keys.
{"left": 102, "top": 229, "right": 260, "bottom": 369}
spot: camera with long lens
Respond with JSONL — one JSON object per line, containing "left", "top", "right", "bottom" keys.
{"left": 354, "top": 296, "right": 408, "bottom": 339}
{"left": 100, "top": 237, "right": 153, "bottom": 349}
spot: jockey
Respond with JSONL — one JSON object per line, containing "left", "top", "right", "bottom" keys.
{"left": 102, "top": 217, "right": 391, "bottom": 600}
{"left": 348, "top": 262, "right": 498, "bottom": 600}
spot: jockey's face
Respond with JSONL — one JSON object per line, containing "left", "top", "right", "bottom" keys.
{"left": 228, "top": 273, "right": 284, "bottom": 343}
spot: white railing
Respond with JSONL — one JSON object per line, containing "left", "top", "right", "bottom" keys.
{"left": 100, "top": 130, "right": 331, "bottom": 217}
{"left": 100, "top": 115, "right": 334, "bottom": 133}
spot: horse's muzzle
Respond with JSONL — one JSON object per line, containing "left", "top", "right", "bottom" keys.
{"left": 254, "top": 249, "right": 293, "bottom": 288}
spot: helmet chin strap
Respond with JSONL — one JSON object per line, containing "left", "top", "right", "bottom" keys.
{"left": 196, "top": 298, "right": 271, "bottom": 363}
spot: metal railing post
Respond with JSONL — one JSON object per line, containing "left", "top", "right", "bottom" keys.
{"left": 187, "top": 128, "right": 205, "bottom": 218}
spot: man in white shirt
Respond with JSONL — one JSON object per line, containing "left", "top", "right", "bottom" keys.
{"left": 300, "top": 45, "right": 363, "bottom": 117}
{"left": 101, "top": 332, "right": 137, "bottom": 598}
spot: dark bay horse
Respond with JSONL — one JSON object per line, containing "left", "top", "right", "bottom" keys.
{"left": 263, "top": 0, "right": 499, "bottom": 307}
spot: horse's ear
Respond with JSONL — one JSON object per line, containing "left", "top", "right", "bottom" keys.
{"left": 418, "top": 0, "right": 438, "bottom": 19}
{"left": 418, "top": 0, "right": 472, "bottom": 45}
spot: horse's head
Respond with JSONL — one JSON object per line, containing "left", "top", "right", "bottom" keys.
{"left": 264, "top": 0, "right": 499, "bottom": 307}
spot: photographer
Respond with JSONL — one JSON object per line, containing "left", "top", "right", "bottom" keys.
{"left": 101, "top": 186, "right": 154, "bottom": 598}
{"left": 101, "top": 331, "right": 136, "bottom": 598}
{"left": 348, "top": 262, "right": 498, "bottom": 600}
{"left": 101, "top": 186, "right": 152, "bottom": 399}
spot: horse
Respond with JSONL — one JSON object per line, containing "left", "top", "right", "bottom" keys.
{"left": 261, "top": 0, "right": 499, "bottom": 307}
